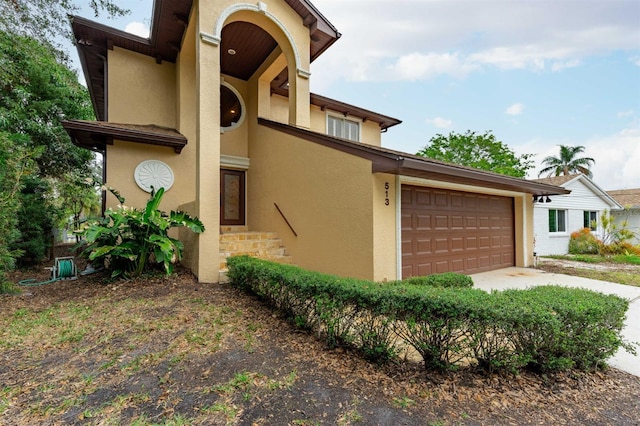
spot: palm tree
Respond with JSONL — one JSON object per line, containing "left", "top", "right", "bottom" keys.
{"left": 538, "top": 145, "right": 595, "bottom": 178}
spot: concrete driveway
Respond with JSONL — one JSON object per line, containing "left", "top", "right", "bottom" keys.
{"left": 470, "top": 267, "right": 640, "bottom": 377}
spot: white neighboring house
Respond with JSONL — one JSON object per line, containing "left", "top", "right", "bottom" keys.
{"left": 607, "top": 188, "right": 640, "bottom": 245}
{"left": 532, "top": 174, "right": 622, "bottom": 255}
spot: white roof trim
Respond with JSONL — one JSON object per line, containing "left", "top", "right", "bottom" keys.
{"left": 564, "top": 174, "right": 623, "bottom": 210}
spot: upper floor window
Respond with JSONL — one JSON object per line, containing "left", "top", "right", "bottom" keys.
{"left": 327, "top": 116, "right": 360, "bottom": 142}
{"left": 584, "top": 211, "right": 598, "bottom": 231}
{"left": 548, "top": 209, "right": 567, "bottom": 233}
{"left": 220, "top": 82, "right": 245, "bottom": 131}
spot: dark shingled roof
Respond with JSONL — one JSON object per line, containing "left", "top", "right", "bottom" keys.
{"left": 532, "top": 174, "right": 581, "bottom": 186}
{"left": 607, "top": 188, "right": 640, "bottom": 208}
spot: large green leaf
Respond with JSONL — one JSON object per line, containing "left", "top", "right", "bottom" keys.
{"left": 170, "top": 210, "right": 205, "bottom": 233}
{"left": 144, "top": 187, "right": 165, "bottom": 222}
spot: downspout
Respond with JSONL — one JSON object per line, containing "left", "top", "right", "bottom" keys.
{"left": 395, "top": 176, "right": 402, "bottom": 280}
{"left": 101, "top": 53, "right": 108, "bottom": 215}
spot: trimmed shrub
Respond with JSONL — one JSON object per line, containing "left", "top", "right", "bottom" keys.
{"left": 510, "top": 286, "right": 630, "bottom": 371}
{"left": 386, "top": 285, "right": 489, "bottom": 370}
{"left": 400, "top": 272, "right": 473, "bottom": 288}
{"left": 226, "top": 256, "right": 632, "bottom": 374}
{"left": 568, "top": 228, "right": 599, "bottom": 254}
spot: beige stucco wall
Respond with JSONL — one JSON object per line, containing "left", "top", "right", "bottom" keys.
{"left": 195, "top": 1, "right": 222, "bottom": 282}
{"left": 176, "top": 7, "right": 199, "bottom": 274}
{"left": 105, "top": 141, "right": 193, "bottom": 211}
{"left": 269, "top": 94, "right": 289, "bottom": 125}
{"left": 103, "top": 18, "right": 198, "bottom": 214}
{"left": 372, "top": 173, "right": 398, "bottom": 281}
{"left": 108, "top": 48, "right": 176, "bottom": 127}
{"left": 362, "top": 121, "right": 383, "bottom": 147}
{"left": 247, "top": 123, "right": 376, "bottom": 280}
{"left": 521, "top": 195, "right": 535, "bottom": 267}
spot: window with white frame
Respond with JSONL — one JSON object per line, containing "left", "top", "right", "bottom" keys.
{"left": 584, "top": 211, "right": 598, "bottom": 231}
{"left": 327, "top": 115, "right": 360, "bottom": 142}
{"left": 548, "top": 209, "right": 567, "bottom": 233}
{"left": 220, "top": 82, "right": 245, "bottom": 131}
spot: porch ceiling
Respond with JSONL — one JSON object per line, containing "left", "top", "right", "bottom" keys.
{"left": 258, "top": 118, "right": 572, "bottom": 197}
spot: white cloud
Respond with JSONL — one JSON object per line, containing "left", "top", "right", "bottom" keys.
{"left": 586, "top": 128, "right": 640, "bottom": 189}
{"left": 427, "top": 117, "right": 453, "bottom": 129}
{"left": 618, "top": 110, "right": 635, "bottom": 118}
{"left": 388, "top": 52, "right": 477, "bottom": 80}
{"left": 551, "top": 59, "right": 582, "bottom": 71}
{"left": 310, "top": 0, "right": 640, "bottom": 83}
{"left": 505, "top": 103, "right": 525, "bottom": 116}
{"left": 124, "top": 22, "right": 150, "bottom": 38}
{"left": 469, "top": 47, "right": 546, "bottom": 71}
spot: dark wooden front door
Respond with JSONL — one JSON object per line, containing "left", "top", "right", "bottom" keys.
{"left": 220, "top": 169, "right": 245, "bottom": 226}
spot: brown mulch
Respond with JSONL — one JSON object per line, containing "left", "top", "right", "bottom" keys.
{"left": 1, "top": 248, "right": 639, "bottom": 425}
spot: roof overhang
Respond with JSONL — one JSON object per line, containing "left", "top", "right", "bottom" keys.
{"left": 270, "top": 89, "right": 402, "bottom": 131}
{"left": 62, "top": 120, "right": 188, "bottom": 153}
{"left": 258, "top": 118, "right": 571, "bottom": 196}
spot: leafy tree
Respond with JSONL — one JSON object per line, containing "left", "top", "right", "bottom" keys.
{"left": 12, "top": 177, "right": 55, "bottom": 265}
{"left": 0, "top": 132, "right": 41, "bottom": 292}
{"left": 417, "top": 130, "right": 535, "bottom": 178}
{"left": 78, "top": 187, "right": 205, "bottom": 279}
{"left": 538, "top": 145, "right": 595, "bottom": 178}
{"left": 0, "top": 0, "right": 128, "bottom": 47}
{"left": 0, "top": 30, "right": 95, "bottom": 178}
{"left": 54, "top": 170, "right": 102, "bottom": 243}
{"left": 0, "top": 30, "right": 101, "bottom": 264}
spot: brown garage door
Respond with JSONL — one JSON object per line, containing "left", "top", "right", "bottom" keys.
{"left": 401, "top": 185, "right": 514, "bottom": 278}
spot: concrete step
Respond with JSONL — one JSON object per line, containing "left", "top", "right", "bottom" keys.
{"left": 219, "top": 231, "right": 278, "bottom": 242}
{"left": 218, "top": 230, "right": 293, "bottom": 273}
{"left": 220, "top": 226, "right": 249, "bottom": 233}
{"left": 219, "top": 239, "right": 283, "bottom": 252}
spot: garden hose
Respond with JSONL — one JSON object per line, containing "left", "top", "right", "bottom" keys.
{"left": 18, "top": 257, "right": 78, "bottom": 287}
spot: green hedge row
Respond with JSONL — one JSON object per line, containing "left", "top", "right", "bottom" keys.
{"left": 226, "top": 256, "right": 631, "bottom": 373}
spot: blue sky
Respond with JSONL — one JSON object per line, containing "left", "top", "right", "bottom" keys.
{"left": 72, "top": 0, "right": 640, "bottom": 190}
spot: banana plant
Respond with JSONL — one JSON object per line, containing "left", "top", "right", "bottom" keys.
{"left": 77, "top": 187, "right": 205, "bottom": 278}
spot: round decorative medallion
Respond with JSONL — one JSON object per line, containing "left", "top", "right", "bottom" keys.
{"left": 134, "top": 160, "right": 174, "bottom": 193}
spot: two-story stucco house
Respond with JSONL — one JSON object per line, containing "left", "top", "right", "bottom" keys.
{"left": 63, "top": 0, "right": 567, "bottom": 283}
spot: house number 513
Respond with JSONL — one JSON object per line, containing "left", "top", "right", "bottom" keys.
{"left": 384, "top": 182, "right": 390, "bottom": 206}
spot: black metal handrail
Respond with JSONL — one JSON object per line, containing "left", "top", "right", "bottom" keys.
{"left": 274, "top": 202, "right": 298, "bottom": 237}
